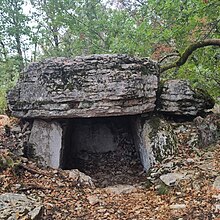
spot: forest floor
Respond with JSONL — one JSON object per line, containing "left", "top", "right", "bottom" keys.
{"left": 0, "top": 116, "right": 220, "bottom": 220}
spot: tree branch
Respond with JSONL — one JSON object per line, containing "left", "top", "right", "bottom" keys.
{"left": 160, "top": 39, "right": 220, "bottom": 73}
{"left": 159, "top": 53, "right": 180, "bottom": 63}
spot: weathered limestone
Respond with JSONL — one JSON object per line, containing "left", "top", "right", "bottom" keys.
{"left": 158, "top": 80, "right": 214, "bottom": 116}
{"left": 160, "top": 172, "right": 186, "bottom": 186}
{"left": 133, "top": 117, "right": 177, "bottom": 171}
{"left": 194, "top": 114, "right": 220, "bottom": 147}
{"left": 0, "top": 193, "right": 43, "bottom": 220}
{"left": 29, "top": 120, "right": 62, "bottom": 168}
{"left": 67, "top": 169, "right": 95, "bottom": 187}
{"left": 8, "top": 54, "right": 159, "bottom": 118}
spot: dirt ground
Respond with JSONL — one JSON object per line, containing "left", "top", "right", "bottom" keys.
{"left": 0, "top": 116, "right": 220, "bottom": 220}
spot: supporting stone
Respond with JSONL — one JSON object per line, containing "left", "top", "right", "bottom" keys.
{"left": 132, "top": 118, "right": 151, "bottom": 171}
{"left": 29, "top": 120, "right": 62, "bottom": 168}
{"left": 133, "top": 116, "right": 177, "bottom": 171}
{"left": 28, "top": 116, "right": 177, "bottom": 172}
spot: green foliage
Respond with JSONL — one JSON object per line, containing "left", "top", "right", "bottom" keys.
{"left": 0, "top": 151, "right": 20, "bottom": 172}
{"left": 162, "top": 46, "right": 220, "bottom": 98}
{"left": 0, "top": 58, "right": 19, "bottom": 113}
{"left": 141, "top": 0, "right": 220, "bottom": 98}
{"left": 156, "top": 183, "right": 170, "bottom": 195}
{"left": 0, "top": 0, "right": 29, "bottom": 113}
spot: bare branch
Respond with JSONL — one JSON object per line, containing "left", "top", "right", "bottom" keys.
{"left": 160, "top": 39, "right": 220, "bottom": 73}
{"left": 158, "top": 53, "right": 180, "bottom": 63}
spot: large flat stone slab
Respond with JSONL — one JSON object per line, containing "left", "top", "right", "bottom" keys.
{"left": 8, "top": 54, "right": 159, "bottom": 118}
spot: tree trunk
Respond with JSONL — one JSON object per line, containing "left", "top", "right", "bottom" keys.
{"left": 15, "top": 34, "right": 24, "bottom": 71}
{"left": 52, "top": 26, "right": 59, "bottom": 48}
{"left": 0, "top": 40, "right": 8, "bottom": 60}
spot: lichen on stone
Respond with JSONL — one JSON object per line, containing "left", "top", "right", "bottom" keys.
{"left": 141, "top": 116, "right": 177, "bottom": 167}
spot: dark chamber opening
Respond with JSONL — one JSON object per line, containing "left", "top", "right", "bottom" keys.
{"left": 60, "top": 116, "right": 144, "bottom": 187}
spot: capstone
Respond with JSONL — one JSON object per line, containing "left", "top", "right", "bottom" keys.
{"left": 8, "top": 54, "right": 159, "bottom": 118}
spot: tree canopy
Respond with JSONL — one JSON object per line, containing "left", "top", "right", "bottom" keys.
{"left": 0, "top": 0, "right": 219, "bottom": 113}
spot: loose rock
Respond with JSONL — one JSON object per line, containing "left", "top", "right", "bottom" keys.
{"left": 170, "top": 204, "right": 186, "bottom": 209}
{"left": 194, "top": 114, "right": 220, "bottom": 147}
{"left": 213, "top": 176, "right": 220, "bottom": 190}
{"left": 0, "top": 193, "right": 43, "bottom": 220}
{"left": 87, "top": 195, "right": 100, "bottom": 206}
{"left": 160, "top": 172, "right": 186, "bottom": 186}
{"left": 104, "top": 184, "right": 137, "bottom": 194}
{"left": 68, "top": 169, "right": 95, "bottom": 187}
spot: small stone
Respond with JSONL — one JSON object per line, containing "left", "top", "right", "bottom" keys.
{"left": 170, "top": 204, "right": 186, "bottom": 209}
{"left": 150, "top": 172, "right": 158, "bottom": 178}
{"left": 29, "top": 206, "right": 43, "bottom": 219}
{"left": 186, "top": 158, "right": 195, "bottom": 163}
{"left": 160, "top": 172, "right": 186, "bottom": 186}
{"left": 68, "top": 169, "right": 94, "bottom": 187}
{"left": 11, "top": 126, "right": 21, "bottom": 133}
{"left": 127, "top": 170, "right": 133, "bottom": 174}
{"left": 14, "top": 184, "right": 21, "bottom": 189}
{"left": 101, "top": 180, "right": 109, "bottom": 187}
{"left": 215, "top": 204, "right": 220, "bottom": 212}
{"left": 213, "top": 176, "right": 220, "bottom": 190}
{"left": 87, "top": 195, "right": 100, "bottom": 206}
{"left": 105, "top": 184, "right": 137, "bottom": 195}
{"left": 162, "top": 162, "right": 174, "bottom": 168}
{"left": 98, "top": 208, "right": 107, "bottom": 213}
{"left": 18, "top": 133, "right": 23, "bottom": 138}
{"left": 155, "top": 185, "right": 161, "bottom": 190}
{"left": 21, "top": 157, "right": 28, "bottom": 163}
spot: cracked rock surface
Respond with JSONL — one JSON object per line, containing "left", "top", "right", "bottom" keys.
{"left": 8, "top": 54, "right": 159, "bottom": 118}
{"left": 158, "top": 80, "right": 214, "bottom": 116}
{"left": 0, "top": 193, "right": 43, "bottom": 220}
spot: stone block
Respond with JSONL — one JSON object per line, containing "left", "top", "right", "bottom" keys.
{"left": 29, "top": 119, "right": 62, "bottom": 168}
{"left": 158, "top": 80, "right": 214, "bottom": 116}
{"left": 8, "top": 54, "right": 159, "bottom": 118}
{"left": 133, "top": 116, "right": 177, "bottom": 171}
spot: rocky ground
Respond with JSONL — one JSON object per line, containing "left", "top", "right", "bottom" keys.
{"left": 0, "top": 116, "right": 220, "bottom": 220}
